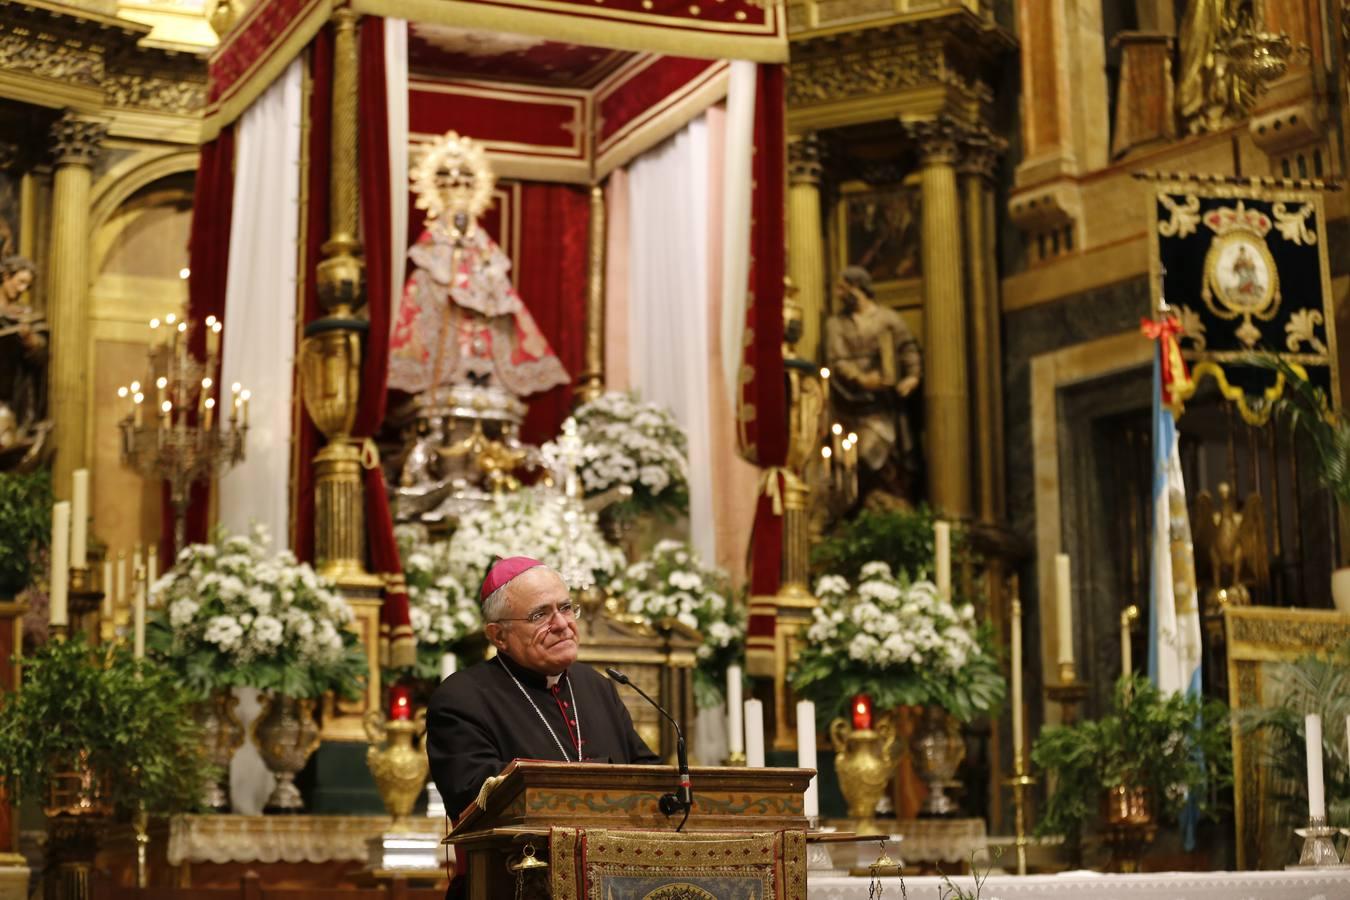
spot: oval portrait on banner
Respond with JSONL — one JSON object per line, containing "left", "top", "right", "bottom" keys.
{"left": 641, "top": 885, "right": 718, "bottom": 900}
{"left": 1205, "top": 232, "right": 1279, "bottom": 317}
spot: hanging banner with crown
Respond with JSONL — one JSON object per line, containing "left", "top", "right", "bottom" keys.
{"left": 1147, "top": 176, "right": 1340, "bottom": 424}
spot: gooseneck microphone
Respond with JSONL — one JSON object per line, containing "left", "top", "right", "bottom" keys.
{"left": 606, "top": 667, "right": 693, "bottom": 830}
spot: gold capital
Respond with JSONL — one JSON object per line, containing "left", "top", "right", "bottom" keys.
{"left": 49, "top": 112, "right": 106, "bottom": 168}
{"left": 787, "top": 132, "right": 822, "bottom": 186}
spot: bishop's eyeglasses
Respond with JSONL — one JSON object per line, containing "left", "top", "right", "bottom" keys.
{"left": 494, "top": 601, "right": 582, "bottom": 630}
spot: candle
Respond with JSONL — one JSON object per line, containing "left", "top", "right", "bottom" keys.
{"left": 935, "top": 520, "right": 951, "bottom": 600}
{"left": 70, "top": 468, "right": 89, "bottom": 569}
{"left": 133, "top": 581, "right": 146, "bottom": 659}
{"left": 820, "top": 446, "right": 832, "bottom": 483}
{"left": 101, "top": 560, "right": 113, "bottom": 620}
{"left": 796, "top": 700, "right": 819, "bottom": 819}
{"left": 133, "top": 390, "right": 144, "bottom": 426}
{"left": 49, "top": 501, "right": 71, "bottom": 627}
{"left": 727, "top": 664, "right": 744, "bottom": 755}
{"left": 240, "top": 389, "right": 251, "bottom": 427}
{"left": 1306, "top": 713, "right": 1325, "bottom": 819}
{"left": 389, "top": 684, "right": 414, "bottom": 721}
{"left": 115, "top": 551, "right": 127, "bottom": 606}
{"left": 1345, "top": 715, "right": 1349, "bottom": 783}
{"left": 440, "top": 652, "right": 457, "bottom": 681}
{"left": 851, "top": 693, "right": 873, "bottom": 731}
{"left": 1055, "top": 553, "right": 1074, "bottom": 667}
{"left": 148, "top": 547, "right": 158, "bottom": 584}
{"left": 1121, "top": 609, "right": 1134, "bottom": 679}
{"left": 1011, "top": 595, "right": 1024, "bottom": 768}
{"left": 744, "top": 699, "right": 765, "bottom": 767}
{"left": 204, "top": 397, "right": 216, "bottom": 431}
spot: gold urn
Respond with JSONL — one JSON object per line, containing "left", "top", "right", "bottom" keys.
{"left": 829, "top": 715, "right": 898, "bottom": 836}
{"left": 364, "top": 709, "right": 430, "bottom": 826}
{"left": 252, "top": 695, "right": 322, "bottom": 812}
{"left": 1101, "top": 783, "right": 1157, "bottom": 873}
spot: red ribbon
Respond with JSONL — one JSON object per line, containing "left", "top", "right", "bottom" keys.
{"left": 1140, "top": 314, "right": 1192, "bottom": 407}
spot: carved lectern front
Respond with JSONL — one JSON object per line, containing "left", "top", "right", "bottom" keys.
{"left": 446, "top": 762, "right": 813, "bottom": 899}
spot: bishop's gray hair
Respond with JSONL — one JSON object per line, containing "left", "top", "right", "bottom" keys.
{"left": 482, "top": 564, "right": 564, "bottom": 625}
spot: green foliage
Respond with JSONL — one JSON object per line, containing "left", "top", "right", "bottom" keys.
{"left": 1031, "top": 675, "right": 1233, "bottom": 845}
{"left": 810, "top": 506, "right": 948, "bottom": 582}
{"left": 1237, "top": 642, "right": 1350, "bottom": 830}
{"left": 1260, "top": 356, "right": 1350, "bottom": 507}
{"left": 0, "top": 470, "right": 51, "bottom": 594}
{"left": 0, "top": 633, "right": 214, "bottom": 816}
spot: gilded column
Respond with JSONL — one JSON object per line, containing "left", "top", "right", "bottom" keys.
{"left": 46, "top": 113, "right": 106, "bottom": 500}
{"left": 908, "top": 117, "right": 971, "bottom": 518}
{"left": 299, "top": 7, "right": 376, "bottom": 586}
{"left": 577, "top": 184, "right": 606, "bottom": 404}
{"left": 960, "top": 133, "right": 1004, "bottom": 525}
{"left": 787, "top": 132, "right": 827, "bottom": 362}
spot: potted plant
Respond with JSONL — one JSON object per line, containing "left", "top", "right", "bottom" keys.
{"left": 147, "top": 526, "right": 368, "bottom": 811}
{"left": 809, "top": 505, "right": 953, "bottom": 583}
{"left": 1031, "top": 675, "right": 1232, "bottom": 870}
{"left": 0, "top": 470, "right": 51, "bottom": 596}
{"left": 1261, "top": 358, "right": 1350, "bottom": 611}
{"left": 607, "top": 539, "right": 745, "bottom": 709}
{"left": 0, "top": 634, "right": 213, "bottom": 893}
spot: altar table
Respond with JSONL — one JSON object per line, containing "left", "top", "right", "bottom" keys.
{"left": 807, "top": 869, "right": 1350, "bottom": 899}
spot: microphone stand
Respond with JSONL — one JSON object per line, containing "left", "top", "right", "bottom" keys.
{"left": 606, "top": 667, "right": 693, "bottom": 831}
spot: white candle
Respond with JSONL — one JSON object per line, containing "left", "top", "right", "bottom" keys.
{"left": 744, "top": 699, "right": 766, "bottom": 767}
{"left": 133, "top": 581, "right": 146, "bottom": 660}
{"left": 1345, "top": 715, "right": 1349, "bottom": 784}
{"left": 147, "top": 547, "right": 158, "bottom": 585}
{"left": 101, "top": 560, "right": 113, "bottom": 619}
{"left": 796, "top": 700, "right": 819, "bottom": 819}
{"left": 70, "top": 469, "right": 89, "bottom": 569}
{"left": 1011, "top": 597, "right": 1024, "bottom": 768}
{"left": 1121, "top": 611, "right": 1134, "bottom": 679}
{"left": 115, "top": 552, "right": 126, "bottom": 606}
{"left": 1055, "top": 553, "right": 1074, "bottom": 667}
{"left": 49, "top": 502, "right": 71, "bottom": 627}
{"left": 727, "top": 665, "right": 745, "bottom": 755}
{"left": 440, "top": 652, "right": 457, "bottom": 681}
{"left": 935, "top": 521, "right": 951, "bottom": 600}
{"left": 1306, "top": 713, "right": 1325, "bottom": 819}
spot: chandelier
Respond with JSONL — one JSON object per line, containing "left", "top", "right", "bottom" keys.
{"left": 117, "top": 313, "right": 248, "bottom": 554}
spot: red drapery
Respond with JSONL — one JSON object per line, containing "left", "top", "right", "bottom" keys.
{"left": 357, "top": 16, "right": 414, "bottom": 668}
{"left": 517, "top": 183, "right": 590, "bottom": 446}
{"left": 171, "top": 126, "right": 237, "bottom": 561}
{"left": 742, "top": 64, "right": 788, "bottom": 601}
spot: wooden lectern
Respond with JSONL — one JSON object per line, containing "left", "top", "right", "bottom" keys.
{"left": 447, "top": 762, "right": 813, "bottom": 899}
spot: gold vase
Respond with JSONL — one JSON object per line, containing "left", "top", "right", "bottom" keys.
{"left": 363, "top": 709, "right": 429, "bottom": 827}
{"left": 912, "top": 706, "right": 966, "bottom": 817}
{"left": 44, "top": 751, "right": 112, "bottom": 900}
{"left": 195, "top": 690, "right": 245, "bottom": 811}
{"left": 252, "top": 695, "right": 322, "bottom": 812}
{"left": 1101, "top": 783, "right": 1157, "bottom": 873}
{"left": 829, "top": 715, "right": 898, "bottom": 836}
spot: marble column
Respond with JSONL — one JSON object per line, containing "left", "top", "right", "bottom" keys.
{"left": 46, "top": 112, "right": 106, "bottom": 500}
{"left": 909, "top": 117, "right": 971, "bottom": 518}
{"left": 787, "top": 132, "right": 826, "bottom": 362}
{"left": 960, "top": 133, "right": 1004, "bottom": 524}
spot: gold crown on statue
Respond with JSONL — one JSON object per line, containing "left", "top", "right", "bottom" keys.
{"left": 411, "top": 130, "right": 496, "bottom": 237}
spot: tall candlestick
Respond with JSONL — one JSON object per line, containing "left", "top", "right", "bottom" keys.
{"left": 935, "top": 520, "right": 952, "bottom": 599}
{"left": 440, "top": 652, "right": 457, "bottom": 681}
{"left": 727, "top": 665, "right": 744, "bottom": 755}
{"left": 1055, "top": 553, "right": 1074, "bottom": 668}
{"left": 101, "top": 560, "right": 113, "bottom": 620}
{"left": 70, "top": 468, "right": 89, "bottom": 569}
{"left": 796, "top": 700, "right": 819, "bottom": 819}
{"left": 49, "top": 501, "right": 71, "bottom": 628}
{"left": 1011, "top": 595, "right": 1024, "bottom": 767}
{"left": 1306, "top": 713, "right": 1325, "bottom": 819}
{"left": 133, "top": 581, "right": 146, "bottom": 660}
{"left": 744, "top": 699, "right": 766, "bottom": 767}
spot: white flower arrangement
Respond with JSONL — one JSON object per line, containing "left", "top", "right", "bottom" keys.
{"left": 394, "top": 524, "right": 484, "bottom": 679}
{"left": 146, "top": 527, "right": 367, "bottom": 700}
{"left": 608, "top": 540, "right": 745, "bottom": 707}
{"left": 545, "top": 392, "right": 689, "bottom": 521}
{"left": 791, "top": 561, "right": 1004, "bottom": 723}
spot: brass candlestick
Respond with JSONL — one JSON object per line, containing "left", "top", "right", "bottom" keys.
{"left": 1002, "top": 752, "right": 1036, "bottom": 876}
{"left": 1045, "top": 661, "right": 1089, "bottom": 726}
{"left": 725, "top": 750, "right": 747, "bottom": 766}
{"left": 67, "top": 565, "right": 104, "bottom": 639}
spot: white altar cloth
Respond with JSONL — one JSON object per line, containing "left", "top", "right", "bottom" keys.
{"left": 807, "top": 869, "right": 1350, "bottom": 900}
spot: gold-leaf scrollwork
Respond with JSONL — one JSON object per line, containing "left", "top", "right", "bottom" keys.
{"left": 1157, "top": 193, "right": 1201, "bottom": 238}
{"left": 1176, "top": 304, "right": 1207, "bottom": 350}
{"left": 1271, "top": 201, "right": 1317, "bottom": 245}
{"left": 1285, "top": 308, "right": 1327, "bottom": 354}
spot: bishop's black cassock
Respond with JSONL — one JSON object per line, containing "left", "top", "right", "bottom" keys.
{"left": 427, "top": 653, "right": 660, "bottom": 820}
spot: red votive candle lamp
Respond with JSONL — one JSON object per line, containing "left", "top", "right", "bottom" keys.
{"left": 389, "top": 684, "right": 414, "bottom": 721}
{"left": 851, "top": 694, "right": 873, "bottom": 731}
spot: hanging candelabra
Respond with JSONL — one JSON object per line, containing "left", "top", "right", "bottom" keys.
{"left": 117, "top": 313, "right": 247, "bottom": 554}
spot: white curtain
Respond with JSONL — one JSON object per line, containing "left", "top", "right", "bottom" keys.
{"left": 385, "top": 18, "right": 409, "bottom": 329}
{"left": 718, "top": 61, "right": 757, "bottom": 406}
{"left": 218, "top": 58, "right": 303, "bottom": 552}
{"left": 626, "top": 116, "right": 716, "bottom": 564}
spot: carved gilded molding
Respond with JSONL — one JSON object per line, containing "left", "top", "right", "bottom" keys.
{"left": 104, "top": 73, "right": 208, "bottom": 116}
{"left": 958, "top": 127, "right": 1006, "bottom": 180}
{"left": 788, "top": 42, "right": 948, "bottom": 107}
{"left": 787, "top": 131, "right": 822, "bottom": 185}
{"left": 50, "top": 112, "right": 107, "bottom": 167}
{"left": 903, "top": 115, "right": 974, "bottom": 166}
{"left": 0, "top": 27, "right": 105, "bottom": 88}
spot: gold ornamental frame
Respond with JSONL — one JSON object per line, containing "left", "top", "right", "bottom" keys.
{"left": 831, "top": 178, "right": 923, "bottom": 314}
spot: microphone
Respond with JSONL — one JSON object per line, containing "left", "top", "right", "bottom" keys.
{"left": 606, "top": 667, "right": 692, "bottom": 827}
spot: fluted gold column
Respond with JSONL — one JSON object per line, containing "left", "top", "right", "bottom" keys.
{"left": 47, "top": 113, "right": 106, "bottom": 500}
{"left": 787, "top": 132, "right": 827, "bottom": 362}
{"left": 909, "top": 117, "right": 971, "bottom": 518}
{"left": 301, "top": 7, "right": 376, "bottom": 586}
{"left": 577, "top": 184, "right": 606, "bottom": 403}
{"left": 960, "top": 134, "right": 1004, "bottom": 524}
